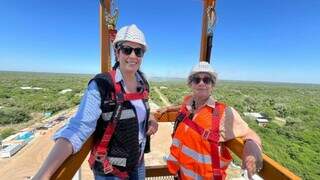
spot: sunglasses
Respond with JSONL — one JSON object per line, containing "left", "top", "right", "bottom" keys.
{"left": 119, "top": 45, "right": 145, "bottom": 57}
{"left": 192, "top": 76, "right": 213, "bottom": 85}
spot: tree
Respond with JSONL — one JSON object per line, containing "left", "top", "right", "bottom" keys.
{"left": 274, "top": 103, "right": 288, "bottom": 118}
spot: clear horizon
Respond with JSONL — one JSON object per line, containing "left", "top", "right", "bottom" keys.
{"left": 1, "top": 0, "right": 319, "bottom": 84}
{"left": 2, "top": 70, "right": 320, "bottom": 85}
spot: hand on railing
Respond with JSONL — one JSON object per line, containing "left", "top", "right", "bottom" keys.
{"left": 153, "top": 105, "right": 180, "bottom": 122}
{"left": 147, "top": 118, "right": 158, "bottom": 135}
{"left": 243, "top": 156, "right": 257, "bottom": 179}
{"left": 242, "top": 139, "right": 263, "bottom": 179}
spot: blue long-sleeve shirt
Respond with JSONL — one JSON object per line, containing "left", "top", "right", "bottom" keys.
{"left": 53, "top": 81, "right": 101, "bottom": 153}
{"left": 54, "top": 69, "right": 147, "bottom": 153}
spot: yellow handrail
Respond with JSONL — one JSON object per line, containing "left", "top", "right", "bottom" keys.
{"left": 100, "top": 0, "right": 112, "bottom": 73}
{"left": 51, "top": 135, "right": 93, "bottom": 179}
{"left": 51, "top": 107, "right": 301, "bottom": 179}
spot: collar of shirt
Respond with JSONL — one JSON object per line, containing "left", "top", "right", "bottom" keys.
{"left": 115, "top": 68, "right": 144, "bottom": 89}
{"left": 185, "top": 95, "right": 216, "bottom": 112}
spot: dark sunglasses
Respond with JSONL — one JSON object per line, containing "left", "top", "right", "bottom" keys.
{"left": 119, "top": 45, "right": 145, "bottom": 57}
{"left": 192, "top": 76, "right": 213, "bottom": 85}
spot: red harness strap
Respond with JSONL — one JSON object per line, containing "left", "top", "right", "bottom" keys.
{"left": 211, "top": 103, "right": 225, "bottom": 180}
{"left": 112, "top": 70, "right": 149, "bottom": 103}
{"left": 88, "top": 70, "right": 148, "bottom": 179}
{"left": 180, "top": 103, "right": 226, "bottom": 180}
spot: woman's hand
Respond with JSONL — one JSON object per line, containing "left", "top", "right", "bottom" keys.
{"left": 147, "top": 119, "right": 158, "bottom": 135}
{"left": 243, "top": 155, "right": 257, "bottom": 179}
{"left": 242, "top": 139, "right": 263, "bottom": 179}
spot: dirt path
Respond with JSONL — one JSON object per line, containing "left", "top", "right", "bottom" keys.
{"left": 153, "top": 86, "right": 171, "bottom": 106}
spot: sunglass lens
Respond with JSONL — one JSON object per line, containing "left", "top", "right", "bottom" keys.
{"left": 203, "top": 77, "right": 211, "bottom": 84}
{"left": 193, "top": 77, "right": 201, "bottom": 84}
{"left": 134, "top": 48, "right": 144, "bottom": 57}
{"left": 121, "top": 46, "right": 133, "bottom": 55}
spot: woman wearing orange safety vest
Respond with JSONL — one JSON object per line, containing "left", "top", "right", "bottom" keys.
{"left": 167, "top": 62, "right": 263, "bottom": 180}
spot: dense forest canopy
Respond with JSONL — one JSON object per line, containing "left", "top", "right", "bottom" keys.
{"left": 0, "top": 71, "right": 91, "bottom": 125}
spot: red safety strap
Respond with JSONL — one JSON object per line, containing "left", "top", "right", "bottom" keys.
{"left": 89, "top": 70, "right": 149, "bottom": 179}
{"left": 88, "top": 104, "right": 126, "bottom": 178}
{"left": 110, "top": 70, "right": 149, "bottom": 103}
{"left": 211, "top": 103, "right": 225, "bottom": 180}
{"left": 180, "top": 103, "right": 226, "bottom": 180}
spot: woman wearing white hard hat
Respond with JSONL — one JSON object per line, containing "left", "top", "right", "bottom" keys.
{"left": 33, "top": 24, "right": 158, "bottom": 180}
{"left": 167, "top": 61, "right": 263, "bottom": 180}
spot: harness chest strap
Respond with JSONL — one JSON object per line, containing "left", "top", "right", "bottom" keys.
{"left": 112, "top": 70, "right": 149, "bottom": 103}
{"left": 88, "top": 70, "right": 148, "bottom": 178}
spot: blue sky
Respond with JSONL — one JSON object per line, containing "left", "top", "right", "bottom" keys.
{"left": 0, "top": 0, "right": 319, "bottom": 84}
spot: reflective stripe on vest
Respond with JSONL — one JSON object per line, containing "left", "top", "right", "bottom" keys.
{"left": 102, "top": 109, "right": 136, "bottom": 121}
{"left": 180, "top": 166, "right": 203, "bottom": 180}
{"left": 173, "top": 137, "right": 227, "bottom": 166}
{"left": 172, "top": 138, "right": 181, "bottom": 147}
{"left": 182, "top": 145, "right": 211, "bottom": 164}
{"left": 168, "top": 154, "right": 178, "bottom": 163}
{"left": 107, "top": 156, "right": 126, "bottom": 167}
{"left": 172, "top": 138, "right": 215, "bottom": 166}
{"left": 169, "top": 152, "right": 204, "bottom": 180}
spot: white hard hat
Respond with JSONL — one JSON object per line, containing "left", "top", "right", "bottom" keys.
{"left": 189, "top": 61, "right": 217, "bottom": 81}
{"left": 113, "top": 24, "right": 147, "bottom": 50}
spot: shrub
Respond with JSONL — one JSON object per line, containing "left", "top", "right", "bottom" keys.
{"left": 0, "top": 128, "right": 16, "bottom": 139}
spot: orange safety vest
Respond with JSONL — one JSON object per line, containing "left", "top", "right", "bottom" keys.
{"left": 167, "top": 97, "right": 232, "bottom": 180}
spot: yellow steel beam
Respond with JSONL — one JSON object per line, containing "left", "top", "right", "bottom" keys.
{"left": 100, "top": 0, "right": 112, "bottom": 73}
{"left": 200, "top": 0, "right": 215, "bottom": 62}
{"left": 51, "top": 136, "right": 93, "bottom": 179}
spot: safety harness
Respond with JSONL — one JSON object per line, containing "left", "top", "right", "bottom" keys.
{"left": 88, "top": 70, "right": 148, "bottom": 179}
{"left": 173, "top": 102, "right": 229, "bottom": 180}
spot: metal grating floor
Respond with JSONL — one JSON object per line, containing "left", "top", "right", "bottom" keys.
{"left": 146, "top": 176, "right": 175, "bottom": 180}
